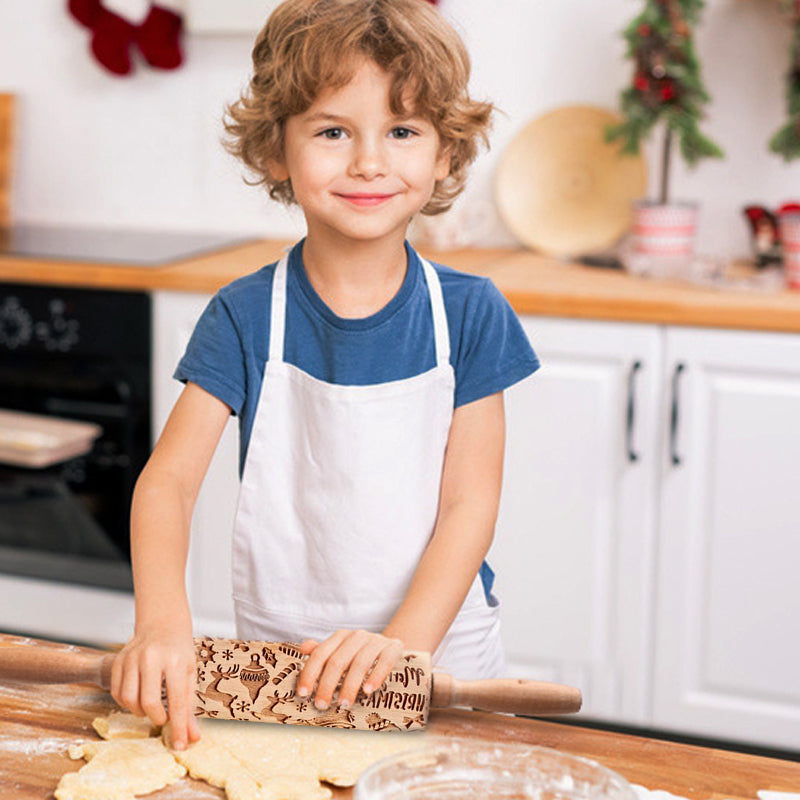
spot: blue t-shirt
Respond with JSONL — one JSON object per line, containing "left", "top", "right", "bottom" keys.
{"left": 176, "top": 239, "right": 539, "bottom": 601}
{"left": 176, "top": 239, "right": 539, "bottom": 475}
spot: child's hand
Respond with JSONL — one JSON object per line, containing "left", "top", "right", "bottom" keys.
{"left": 110, "top": 622, "right": 201, "bottom": 751}
{"left": 296, "top": 629, "right": 404, "bottom": 710}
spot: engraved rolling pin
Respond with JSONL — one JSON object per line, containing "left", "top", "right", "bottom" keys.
{"left": 0, "top": 637, "right": 582, "bottom": 731}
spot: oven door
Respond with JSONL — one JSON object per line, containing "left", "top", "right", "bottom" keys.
{"left": 0, "top": 467, "right": 133, "bottom": 590}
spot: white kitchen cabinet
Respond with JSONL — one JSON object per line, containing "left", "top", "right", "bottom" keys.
{"left": 152, "top": 291, "right": 238, "bottom": 639}
{"left": 492, "top": 317, "right": 800, "bottom": 750}
{"left": 489, "top": 317, "right": 663, "bottom": 724}
{"left": 653, "top": 326, "right": 800, "bottom": 750}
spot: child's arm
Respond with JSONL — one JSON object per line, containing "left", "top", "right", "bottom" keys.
{"left": 297, "top": 391, "right": 505, "bottom": 708}
{"left": 110, "top": 382, "right": 231, "bottom": 750}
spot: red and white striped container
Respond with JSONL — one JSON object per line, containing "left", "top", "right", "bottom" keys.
{"left": 631, "top": 201, "right": 698, "bottom": 260}
{"left": 779, "top": 213, "right": 800, "bottom": 289}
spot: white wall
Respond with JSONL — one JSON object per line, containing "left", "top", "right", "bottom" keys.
{"left": 1, "top": 0, "right": 798, "bottom": 257}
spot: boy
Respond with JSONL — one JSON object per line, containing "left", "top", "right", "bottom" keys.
{"left": 112, "top": 0, "right": 539, "bottom": 750}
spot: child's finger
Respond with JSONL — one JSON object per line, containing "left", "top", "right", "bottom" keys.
{"left": 164, "top": 662, "right": 193, "bottom": 750}
{"left": 140, "top": 660, "right": 168, "bottom": 727}
{"left": 116, "top": 657, "right": 144, "bottom": 717}
{"left": 109, "top": 648, "right": 126, "bottom": 707}
{"left": 362, "top": 638, "right": 404, "bottom": 694}
{"left": 187, "top": 712, "right": 202, "bottom": 744}
{"left": 312, "top": 631, "right": 372, "bottom": 709}
{"left": 337, "top": 638, "right": 386, "bottom": 708}
{"left": 296, "top": 629, "right": 348, "bottom": 699}
{"left": 299, "top": 639, "right": 319, "bottom": 655}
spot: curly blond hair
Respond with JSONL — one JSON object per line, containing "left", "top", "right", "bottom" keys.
{"left": 224, "top": 0, "right": 493, "bottom": 215}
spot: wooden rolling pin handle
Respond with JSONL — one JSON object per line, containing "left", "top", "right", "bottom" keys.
{"left": 0, "top": 646, "right": 115, "bottom": 691}
{"left": 431, "top": 674, "right": 582, "bottom": 716}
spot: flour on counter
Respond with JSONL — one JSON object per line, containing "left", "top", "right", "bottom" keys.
{"left": 0, "top": 734, "right": 79, "bottom": 756}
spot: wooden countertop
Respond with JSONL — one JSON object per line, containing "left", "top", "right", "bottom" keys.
{"left": 1, "top": 635, "right": 799, "bottom": 800}
{"left": 3, "top": 238, "right": 800, "bottom": 333}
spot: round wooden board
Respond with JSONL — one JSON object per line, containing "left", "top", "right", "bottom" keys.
{"left": 495, "top": 105, "right": 648, "bottom": 257}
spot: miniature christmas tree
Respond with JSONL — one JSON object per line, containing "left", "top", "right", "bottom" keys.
{"left": 605, "top": 0, "right": 724, "bottom": 205}
{"left": 770, "top": 0, "right": 800, "bottom": 160}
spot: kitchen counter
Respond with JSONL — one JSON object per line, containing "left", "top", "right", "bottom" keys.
{"left": 1, "top": 635, "right": 799, "bottom": 800}
{"left": 2, "top": 237, "right": 800, "bottom": 333}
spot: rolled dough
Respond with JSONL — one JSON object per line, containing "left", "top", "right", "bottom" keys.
{"left": 168, "top": 718, "right": 424, "bottom": 799}
{"left": 56, "top": 711, "right": 426, "bottom": 800}
{"left": 55, "top": 737, "right": 186, "bottom": 800}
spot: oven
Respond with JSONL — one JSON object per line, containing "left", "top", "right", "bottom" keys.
{"left": 0, "top": 282, "right": 151, "bottom": 605}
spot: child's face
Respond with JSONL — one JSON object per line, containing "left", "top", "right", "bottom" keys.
{"left": 269, "top": 59, "right": 450, "bottom": 247}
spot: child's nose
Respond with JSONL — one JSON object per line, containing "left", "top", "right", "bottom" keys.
{"left": 349, "top": 138, "right": 388, "bottom": 179}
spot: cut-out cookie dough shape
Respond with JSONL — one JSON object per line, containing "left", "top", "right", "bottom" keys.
{"left": 55, "top": 737, "right": 186, "bottom": 800}
{"left": 166, "top": 717, "right": 426, "bottom": 800}
{"left": 56, "top": 710, "right": 426, "bottom": 800}
{"left": 91, "top": 711, "right": 158, "bottom": 740}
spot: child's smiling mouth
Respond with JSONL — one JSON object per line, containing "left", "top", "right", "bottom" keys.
{"left": 334, "top": 193, "right": 396, "bottom": 207}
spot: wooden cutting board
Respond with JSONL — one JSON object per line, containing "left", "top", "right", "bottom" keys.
{"left": 1, "top": 634, "right": 799, "bottom": 799}
{"left": 0, "top": 93, "right": 12, "bottom": 228}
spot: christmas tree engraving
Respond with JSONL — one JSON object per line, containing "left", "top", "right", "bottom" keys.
{"left": 605, "top": 0, "right": 724, "bottom": 204}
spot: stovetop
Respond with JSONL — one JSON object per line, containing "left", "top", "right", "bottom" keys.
{"left": 0, "top": 224, "right": 254, "bottom": 267}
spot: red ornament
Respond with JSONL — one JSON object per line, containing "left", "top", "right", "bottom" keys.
{"left": 634, "top": 74, "right": 650, "bottom": 92}
{"left": 660, "top": 82, "right": 676, "bottom": 101}
{"left": 637, "top": 23, "right": 651, "bottom": 37}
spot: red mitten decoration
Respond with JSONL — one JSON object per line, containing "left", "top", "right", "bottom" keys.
{"left": 136, "top": 5, "right": 184, "bottom": 70}
{"left": 68, "top": 0, "right": 103, "bottom": 28}
{"left": 90, "top": 7, "right": 137, "bottom": 75}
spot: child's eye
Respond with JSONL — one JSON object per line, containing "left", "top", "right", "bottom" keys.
{"left": 318, "top": 127, "right": 345, "bottom": 140}
{"left": 390, "top": 127, "right": 418, "bottom": 140}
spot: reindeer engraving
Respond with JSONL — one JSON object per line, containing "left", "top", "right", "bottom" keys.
{"left": 254, "top": 694, "right": 293, "bottom": 725}
{"left": 203, "top": 664, "right": 240, "bottom": 717}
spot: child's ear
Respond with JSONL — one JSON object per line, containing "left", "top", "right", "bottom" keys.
{"left": 267, "top": 158, "right": 290, "bottom": 182}
{"left": 434, "top": 147, "right": 451, "bottom": 182}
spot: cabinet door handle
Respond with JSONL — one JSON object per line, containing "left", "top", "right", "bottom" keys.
{"left": 669, "top": 362, "right": 686, "bottom": 466}
{"left": 626, "top": 360, "right": 642, "bottom": 463}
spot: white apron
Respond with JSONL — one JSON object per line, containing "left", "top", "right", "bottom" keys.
{"left": 231, "top": 253, "right": 506, "bottom": 680}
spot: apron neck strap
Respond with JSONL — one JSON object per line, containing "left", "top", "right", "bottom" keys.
{"left": 268, "top": 254, "right": 289, "bottom": 363}
{"left": 268, "top": 253, "right": 451, "bottom": 367}
{"left": 420, "top": 258, "right": 450, "bottom": 367}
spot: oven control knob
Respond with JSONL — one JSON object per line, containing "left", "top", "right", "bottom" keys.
{"left": 0, "top": 297, "right": 34, "bottom": 349}
{"left": 35, "top": 299, "right": 80, "bottom": 352}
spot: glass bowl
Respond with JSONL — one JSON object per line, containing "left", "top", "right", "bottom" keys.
{"left": 354, "top": 738, "right": 637, "bottom": 800}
